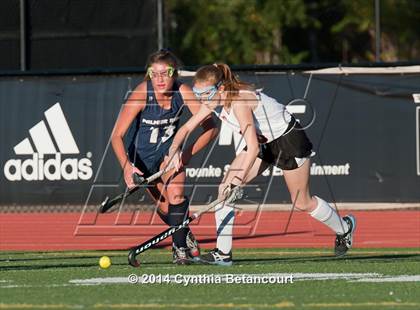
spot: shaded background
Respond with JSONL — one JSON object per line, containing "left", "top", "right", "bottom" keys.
{"left": 0, "top": 0, "right": 419, "bottom": 72}
{"left": 1, "top": 71, "right": 419, "bottom": 206}
{"left": 0, "top": 0, "right": 419, "bottom": 208}
{"left": 0, "top": 0, "right": 157, "bottom": 71}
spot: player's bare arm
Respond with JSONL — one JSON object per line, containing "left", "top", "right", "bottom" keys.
{"left": 166, "top": 103, "right": 213, "bottom": 170}
{"left": 227, "top": 97, "right": 259, "bottom": 186}
{"left": 111, "top": 81, "right": 147, "bottom": 187}
{"left": 178, "top": 84, "right": 219, "bottom": 165}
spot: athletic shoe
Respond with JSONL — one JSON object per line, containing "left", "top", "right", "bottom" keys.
{"left": 186, "top": 230, "right": 201, "bottom": 258}
{"left": 172, "top": 245, "right": 191, "bottom": 265}
{"left": 198, "top": 248, "right": 232, "bottom": 266}
{"left": 335, "top": 215, "right": 356, "bottom": 257}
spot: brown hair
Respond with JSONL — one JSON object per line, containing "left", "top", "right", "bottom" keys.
{"left": 193, "top": 63, "right": 253, "bottom": 108}
{"left": 144, "top": 49, "right": 181, "bottom": 80}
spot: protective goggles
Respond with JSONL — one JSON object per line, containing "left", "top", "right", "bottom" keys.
{"left": 192, "top": 81, "right": 222, "bottom": 101}
{"left": 147, "top": 66, "right": 175, "bottom": 79}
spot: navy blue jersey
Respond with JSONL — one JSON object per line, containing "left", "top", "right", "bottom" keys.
{"left": 127, "top": 80, "right": 185, "bottom": 175}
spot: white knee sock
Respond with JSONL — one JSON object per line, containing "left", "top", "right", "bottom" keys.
{"left": 310, "top": 196, "right": 349, "bottom": 235}
{"left": 215, "top": 202, "right": 235, "bottom": 254}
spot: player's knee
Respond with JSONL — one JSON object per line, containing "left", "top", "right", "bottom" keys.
{"left": 167, "top": 193, "right": 185, "bottom": 205}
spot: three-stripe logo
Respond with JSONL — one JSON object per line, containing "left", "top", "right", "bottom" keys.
{"left": 4, "top": 103, "right": 93, "bottom": 181}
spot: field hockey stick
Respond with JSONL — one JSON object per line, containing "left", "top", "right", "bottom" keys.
{"left": 99, "top": 168, "right": 167, "bottom": 214}
{"left": 128, "top": 186, "right": 244, "bottom": 267}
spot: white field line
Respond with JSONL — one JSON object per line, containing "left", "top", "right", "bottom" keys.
{"left": 352, "top": 275, "right": 420, "bottom": 282}
{"left": 68, "top": 273, "right": 419, "bottom": 285}
{"left": 2, "top": 273, "right": 419, "bottom": 289}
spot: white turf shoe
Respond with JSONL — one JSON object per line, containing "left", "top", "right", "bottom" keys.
{"left": 198, "top": 248, "right": 232, "bottom": 266}
{"left": 335, "top": 215, "right": 356, "bottom": 257}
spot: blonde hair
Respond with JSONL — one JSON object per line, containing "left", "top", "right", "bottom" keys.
{"left": 194, "top": 63, "right": 253, "bottom": 108}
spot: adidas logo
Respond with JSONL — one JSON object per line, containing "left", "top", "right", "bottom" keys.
{"left": 3, "top": 103, "right": 93, "bottom": 181}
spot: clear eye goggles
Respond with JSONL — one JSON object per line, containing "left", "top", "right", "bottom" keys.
{"left": 147, "top": 66, "right": 175, "bottom": 79}
{"left": 192, "top": 81, "right": 222, "bottom": 101}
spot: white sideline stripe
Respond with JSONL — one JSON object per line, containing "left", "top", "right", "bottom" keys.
{"left": 352, "top": 275, "right": 420, "bottom": 283}
{"left": 13, "top": 138, "right": 33, "bottom": 155}
{"left": 3, "top": 273, "right": 419, "bottom": 289}
{"left": 0, "top": 284, "right": 80, "bottom": 289}
{"left": 45, "top": 103, "right": 79, "bottom": 154}
{"left": 29, "top": 121, "right": 57, "bottom": 154}
{"left": 71, "top": 273, "right": 420, "bottom": 285}
{"left": 70, "top": 277, "right": 129, "bottom": 284}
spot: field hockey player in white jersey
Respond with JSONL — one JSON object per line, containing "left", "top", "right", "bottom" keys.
{"left": 165, "top": 63, "right": 356, "bottom": 266}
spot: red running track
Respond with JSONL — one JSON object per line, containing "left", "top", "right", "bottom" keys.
{"left": 1, "top": 210, "right": 419, "bottom": 251}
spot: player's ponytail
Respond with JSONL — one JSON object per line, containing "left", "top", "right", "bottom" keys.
{"left": 194, "top": 63, "right": 253, "bottom": 108}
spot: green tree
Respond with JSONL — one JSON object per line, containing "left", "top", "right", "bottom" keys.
{"left": 166, "top": 0, "right": 420, "bottom": 65}
{"left": 167, "top": 0, "right": 313, "bottom": 65}
{"left": 331, "top": 0, "right": 420, "bottom": 62}
{"left": 380, "top": 0, "right": 420, "bottom": 61}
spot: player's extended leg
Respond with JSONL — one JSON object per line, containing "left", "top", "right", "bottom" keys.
{"left": 199, "top": 152, "right": 269, "bottom": 266}
{"left": 143, "top": 170, "right": 196, "bottom": 264}
{"left": 282, "top": 159, "right": 356, "bottom": 256}
{"left": 161, "top": 166, "right": 200, "bottom": 264}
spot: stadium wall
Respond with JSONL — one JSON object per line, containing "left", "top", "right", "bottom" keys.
{"left": 0, "top": 0, "right": 157, "bottom": 71}
{"left": 1, "top": 68, "right": 419, "bottom": 208}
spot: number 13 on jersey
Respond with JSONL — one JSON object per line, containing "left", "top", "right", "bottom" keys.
{"left": 149, "top": 125, "right": 176, "bottom": 144}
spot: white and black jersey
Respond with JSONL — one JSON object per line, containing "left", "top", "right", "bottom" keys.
{"left": 213, "top": 90, "right": 291, "bottom": 143}
{"left": 213, "top": 90, "right": 314, "bottom": 170}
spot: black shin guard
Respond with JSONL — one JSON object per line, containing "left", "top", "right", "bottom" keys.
{"left": 168, "top": 198, "right": 190, "bottom": 248}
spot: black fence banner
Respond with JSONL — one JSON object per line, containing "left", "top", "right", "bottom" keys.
{"left": 1, "top": 68, "right": 420, "bottom": 207}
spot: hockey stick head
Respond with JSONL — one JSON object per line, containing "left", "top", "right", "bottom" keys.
{"left": 99, "top": 196, "right": 110, "bottom": 213}
{"left": 128, "top": 250, "right": 140, "bottom": 267}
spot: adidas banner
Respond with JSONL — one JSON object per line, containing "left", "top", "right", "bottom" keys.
{"left": 1, "top": 72, "right": 420, "bottom": 207}
{"left": 0, "top": 75, "right": 131, "bottom": 206}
